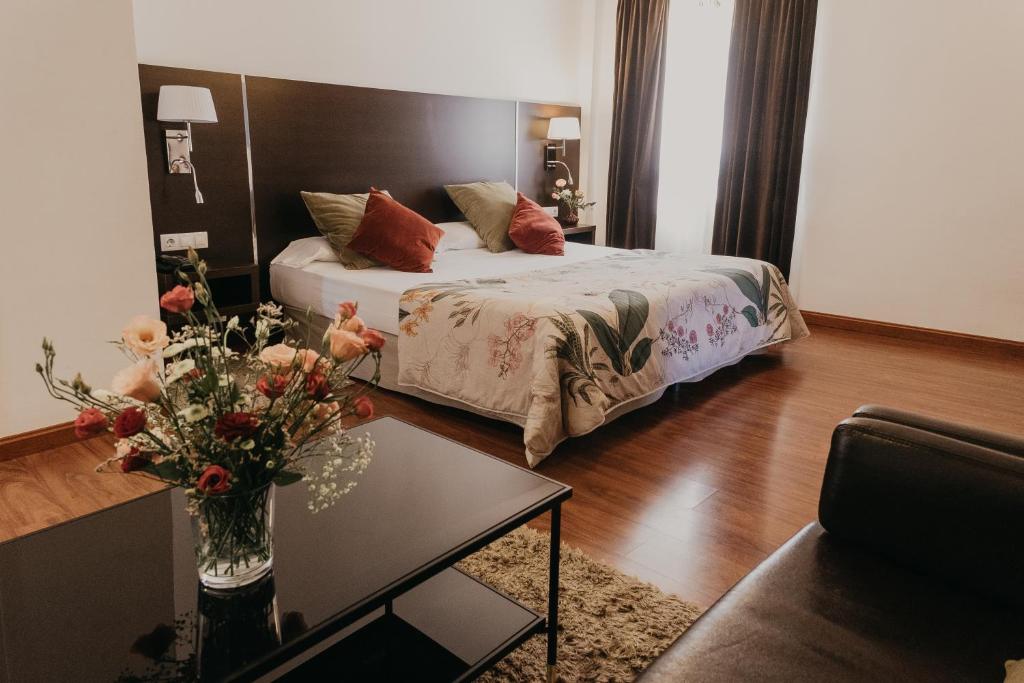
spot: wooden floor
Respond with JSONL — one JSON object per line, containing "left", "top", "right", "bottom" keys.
{"left": 1, "top": 324, "right": 1020, "bottom": 608}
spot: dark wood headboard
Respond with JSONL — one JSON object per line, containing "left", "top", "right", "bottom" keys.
{"left": 138, "top": 65, "right": 581, "bottom": 296}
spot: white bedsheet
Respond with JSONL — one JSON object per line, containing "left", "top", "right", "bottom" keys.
{"left": 270, "top": 242, "right": 622, "bottom": 335}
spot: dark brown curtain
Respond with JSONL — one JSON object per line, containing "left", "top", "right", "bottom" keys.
{"left": 712, "top": 0, "right": 818, "bottom": 278}
{"left": 606, "top": 0, "right": 670, "bottom": 250}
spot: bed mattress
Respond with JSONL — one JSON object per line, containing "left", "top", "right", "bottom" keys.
{"left": 270, "top": 242, "right": 621, "bottom": 335}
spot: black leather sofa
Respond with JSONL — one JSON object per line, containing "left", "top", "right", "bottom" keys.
{"left": 639, "top": 405, "right": 1024, "bottom": 682}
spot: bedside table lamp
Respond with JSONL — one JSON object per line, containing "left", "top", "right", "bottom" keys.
{"left": 545, "top": 117, "right": 581, "bottom": 186}
{"left": 157, "top": 85, "right": 218, "bottom": 204}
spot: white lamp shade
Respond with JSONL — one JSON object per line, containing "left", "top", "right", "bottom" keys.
{"left": 547, "top": 116, "right": 581, "bottom": 140}
{"left": 157, "top": 86, "right": 218, "bottom": 123}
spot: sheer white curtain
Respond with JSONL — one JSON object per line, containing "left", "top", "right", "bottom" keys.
{"left": 655, "top": 0, "right": 735, "bottom": 254}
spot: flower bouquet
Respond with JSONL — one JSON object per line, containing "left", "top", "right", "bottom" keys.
{"left": 37, "top": 249, "right": 383, "bottom": 588}
{"left": 550, "top": 178, "right": 596, "bottom": 225}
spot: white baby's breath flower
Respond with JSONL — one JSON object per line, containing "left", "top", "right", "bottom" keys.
{"left": 226, "top": 315, "right": 241, "bottom": 331}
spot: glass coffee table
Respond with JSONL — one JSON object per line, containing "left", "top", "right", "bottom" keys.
{"left": 0, "top": 417, "right": 572, "bottom": 682}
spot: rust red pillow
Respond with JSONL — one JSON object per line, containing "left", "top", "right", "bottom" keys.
{"left": 508, "top": 192, "right": 565, "bottom": 256}
{"left": 348, "top": 189, "right": 443, "bottom": 272}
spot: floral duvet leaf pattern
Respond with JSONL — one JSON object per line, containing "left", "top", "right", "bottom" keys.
{"left": 397, "top": 252, "right": 808, "bottom": 467}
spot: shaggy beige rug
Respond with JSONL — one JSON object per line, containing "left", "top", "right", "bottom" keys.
{"left": 458, "top": 527, "right": 702, "bottom": 682}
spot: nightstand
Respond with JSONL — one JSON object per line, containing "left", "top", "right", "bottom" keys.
{"left": 561, "top": 223, "right": 596, "bottom": 245}
{"left": 157, "top": 262, "right": 260, "bottom": 328}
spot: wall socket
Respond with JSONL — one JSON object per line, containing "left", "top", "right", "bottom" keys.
{"left": 160, "top": 231, "right": 209, "bottom": 251}
{"left": 543, "top": 205, "right": 558, "bottom": 218}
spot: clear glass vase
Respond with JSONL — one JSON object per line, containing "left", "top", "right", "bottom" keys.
{"left": 190, "top": 484, "right": 275, "bottom": 589}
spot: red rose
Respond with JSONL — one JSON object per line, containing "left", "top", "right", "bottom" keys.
{"left": 159, "top": 285, "right": 195, "bottom": 314}
{"left": 305, "top": 371, "right": 330, "bottom": 400}
{"left": 214, "top": 412, "right": 259, "bottom": 441}
{"left": 360, "top": 328, "right": 386, "bottom": 352}
{"left": 120, "top": 447, "right": 150, "bottom": 473}
{"left": 353, "top": 396, "right": 374, "bottom": 419}
{"left": 257, "top": 373, "right": 290, "bottom": 399}
{"left": 74, "top": 408, "right": 108, "bottom": 439}
{"left": 113, "top": 407, "right": 147, "bottom": 438}
{"left": 337, "top": 301, "right": 358, "bottom": 320}
{"left": 197, "top": 465, "right": 231, "bottom": 494}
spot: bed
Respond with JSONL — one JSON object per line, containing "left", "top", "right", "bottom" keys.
{"left": 271, "top": 239, "right": 808, "bottom": 467}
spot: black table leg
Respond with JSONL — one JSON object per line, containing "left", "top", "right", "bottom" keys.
{"left": 547, "top": 503, "right": 561, "bottom": 683}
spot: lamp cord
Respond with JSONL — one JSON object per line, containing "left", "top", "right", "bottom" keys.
{"left": 172, "top": 157, "right": 204, "bottom": 204}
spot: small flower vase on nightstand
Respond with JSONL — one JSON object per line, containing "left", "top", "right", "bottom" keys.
{"left": 558, "top": 201, "right": 579, "bottom": 226}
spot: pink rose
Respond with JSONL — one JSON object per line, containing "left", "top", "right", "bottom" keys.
{"left": 121, "top": 316, "right": 169, "bottom": 356}
{"left": 360, "top": 328, "right": 386, "bottom": 352}
{"left": 353, "top": 396, "right": 374, "bottom": 419}
{"left": 74, "top": 408, "right": 108, "bottom": 439}
{"left": 256, "top": 373, "right": 291, "bottom": 399}
{"left": 259, "top": 343, "right": 297, "bottom": 368}
{"left": 706, "top": 323, "right": 714, "bottom": 336}
{"left": 689, "top": 330, "right": 698, "bottom": 344}
{"left": 159, "top": 285, "right": 195, "bottom": 314}
{"left": 554, "top": 179, "right": 567, "bottom": 189}
{"left": 337, "top": 301, "right": 358, "bottom": 321}
{"left": 111, "top": 360, "right": 162, "bottom": 402}
{"left": 551, "top": 192, "right": 559, "bottom": 200}
{"left": 295, "top": 349, "right": 322, "bottom": 373}
{"left": 328, "top": 328, "right": 368, "bottom": 361}
{"left": 341, "top": 315, "right": 366, "bottom": 334}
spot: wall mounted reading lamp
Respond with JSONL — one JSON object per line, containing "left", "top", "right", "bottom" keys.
{"left": 545, "top": 116, "right": 581, "bottom": 186}
{"left": 157, "top": 85, "right": 218, "bottom": 204}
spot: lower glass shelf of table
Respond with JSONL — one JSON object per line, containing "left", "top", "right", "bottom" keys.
{"left": 278, "top": 567, "right": 544, "bottom": 681}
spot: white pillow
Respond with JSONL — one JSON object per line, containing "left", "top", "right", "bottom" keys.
{"left": 271, "top": 237, "right": 337, "bottom": 268}
{"left": 435, "top": 221, "right": 485, "bottom": 254}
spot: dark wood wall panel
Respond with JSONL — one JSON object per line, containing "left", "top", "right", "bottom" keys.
{"left": 139, "top": 66, "right": 581, "bottom": 297}
{"left": 517, "top": 102, "right": 582, "bottom": 207}
{"left": 246, "top": 76, "right": 517, "bottom": 294}
{"left": 139, "top": 65, "right": 254, "bottom": 268}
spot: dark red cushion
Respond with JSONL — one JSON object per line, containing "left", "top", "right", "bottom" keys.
{"left": 508, "top": 192, "right": 565, "bottom": 256}
{"left": 348, "top": 189, "right": 443, "bottom": 272}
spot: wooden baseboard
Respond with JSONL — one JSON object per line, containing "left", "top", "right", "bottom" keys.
{"left": 801, "top": 310, "right": 1024, "bottom": 359}
{"left": 0, "top": 421, "right": 85, "bottom": 462}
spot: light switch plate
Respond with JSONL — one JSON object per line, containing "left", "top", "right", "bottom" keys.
{"left": 192, "top": 231, "right": 209, "bottom": 249}
{"left": 543, "top": 205, "right": 558, "bottom": 217}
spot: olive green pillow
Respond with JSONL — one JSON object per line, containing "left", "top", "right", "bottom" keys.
{"left": 444, "top": 181, "right": 517, "bottom": 253}
{"left": 300, "top": 191, "right": 383, "bottom": 270}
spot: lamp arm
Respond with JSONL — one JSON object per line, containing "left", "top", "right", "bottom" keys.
{"left": 549, "top": 160, "right": 575, "bottom": 187}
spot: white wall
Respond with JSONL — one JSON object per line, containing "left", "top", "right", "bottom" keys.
{"left": 0, "top": 0, "right": 158, "bottom": 436}
{"left": 790, "top": 0, "right": 1024, "bottom": 341}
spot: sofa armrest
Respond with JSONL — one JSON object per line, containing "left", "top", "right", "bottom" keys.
{"left": 853, "top": 404, "right": 1024, "bottom": 456}
{"left": 819, "top": 415, "right": 1024, "bottom": 606}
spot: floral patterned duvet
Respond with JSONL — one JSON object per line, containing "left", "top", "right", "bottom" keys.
{"left": 397, "top": 252, "right": 808, "bottom": 467}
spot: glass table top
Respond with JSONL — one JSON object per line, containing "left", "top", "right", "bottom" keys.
{"left": 0, "top": 417, "right": 568, "bottom": 682}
